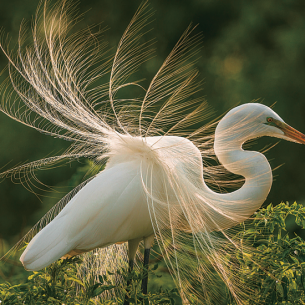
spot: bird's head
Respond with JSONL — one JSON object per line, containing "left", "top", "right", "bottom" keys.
{"left": 216, "top": 103, "right": 305, "bottom": 146}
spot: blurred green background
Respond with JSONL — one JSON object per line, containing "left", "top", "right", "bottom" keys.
{"left": 0, "top": 0, "right": 304, "bottom": 265}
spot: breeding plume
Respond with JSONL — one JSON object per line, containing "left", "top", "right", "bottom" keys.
{"left": 1, "top": 1, "right": 305, "bottom": 304}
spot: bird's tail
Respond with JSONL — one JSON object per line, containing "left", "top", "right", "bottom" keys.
{"left": 20, "top": 217, "right": 70, "bottom": 271}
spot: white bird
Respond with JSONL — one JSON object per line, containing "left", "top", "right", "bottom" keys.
{"left": 1, "top": 1, "right": 305, "bottom": 304}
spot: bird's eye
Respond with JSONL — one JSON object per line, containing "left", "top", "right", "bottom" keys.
{"left": 267, "top": 117, "right": 273, "bottom": 123}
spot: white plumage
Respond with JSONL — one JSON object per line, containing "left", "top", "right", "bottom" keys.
{"left": 1, "top": 1, "right": 305, "bottom": 304}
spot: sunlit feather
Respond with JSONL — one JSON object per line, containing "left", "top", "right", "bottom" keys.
{"left": 1, "top": 1, "right": 305, "bottom": 304}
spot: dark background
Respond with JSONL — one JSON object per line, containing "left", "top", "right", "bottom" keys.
{"left": 0, "top": 0, "right": 304, "bottom": 249}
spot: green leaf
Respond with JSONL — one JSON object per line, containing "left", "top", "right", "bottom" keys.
{"left": 92, "top": 285, "right": 116, "bottom": 297}
{"left": 152, "top": 264, "right": 159, "bottom": 271}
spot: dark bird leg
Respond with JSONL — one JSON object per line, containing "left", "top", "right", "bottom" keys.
{"left": 141, "top": 235, "right": 154, "bottom": 296}
{"left": 141, "top": 247, "right": 150, "bottom": 295}
{"left": 124, "top": 238, "right": 141, "bottom": 305}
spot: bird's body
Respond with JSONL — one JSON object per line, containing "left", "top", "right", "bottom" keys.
{"left": 21, "top": 135, "right": 200, "bottom": 270}
{"left": 21, "top": 160, "right": 152, "bottom": 270}
{"left": 20, "top": 103, "right": 303, "bottom": 273}
{"left": 1, "top": 1, "right": 305, "bottom": 304}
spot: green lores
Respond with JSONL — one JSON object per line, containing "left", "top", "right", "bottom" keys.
{"left": 265, "top": 117, "right": 305, "bottom": 144}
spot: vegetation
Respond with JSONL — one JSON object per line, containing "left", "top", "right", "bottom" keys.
{"left": 0, "top": 257, "right": 178, "bottom": 304}
{"left": 0, "top": 0, "right": 305, "bottom": 244}
{"left": 1, "top": 201, "right": 305, "bottom": 304}
{"left": 231, "top": 202, "right": 305, "bottom": 304}
{"left": 0, "top": 0, "right": 305, "bottom": 304}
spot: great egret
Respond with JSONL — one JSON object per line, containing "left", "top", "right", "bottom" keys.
{"left": 1, "top": 1, "right": 304, "bottom": 304}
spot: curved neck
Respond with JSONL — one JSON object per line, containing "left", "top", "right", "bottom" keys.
{"left": 203, "top": 125, "right": 273, "bottom": 229}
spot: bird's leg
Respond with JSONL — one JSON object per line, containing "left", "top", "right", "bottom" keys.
{"left": 141, "top": 248, "right": 150, "bottom": 295}
{"left": 124, "top": 238, "right": 141, "bottom": 305}
{"left": 141, "top": 235, "right": 154, "bottom": 295}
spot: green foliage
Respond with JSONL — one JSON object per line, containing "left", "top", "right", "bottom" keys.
{"left": 118, "top": 264, "right": 179, "bottom": 305}
{"left": 0, "top": 257, "right": 113, "bottom": 304}
{"left": 1, "top": 202, "right": 305, "bottom": 304}
{"left": 0, "top": 258, "right": 178, "bottom": 304}
{"left": 231, "top": 202, "right": 305, "bottom": 305}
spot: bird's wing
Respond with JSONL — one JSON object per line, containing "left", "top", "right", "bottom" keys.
{"left": 20, "top": 161, "right": 153, "bottom": 271}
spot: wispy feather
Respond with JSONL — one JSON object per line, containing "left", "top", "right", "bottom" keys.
{"left": 1, "top": 1, "right": 298, "bottom": 304}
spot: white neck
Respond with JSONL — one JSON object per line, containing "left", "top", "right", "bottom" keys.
{"left": 203, "top": 121, "right": 273, "bottom": 229}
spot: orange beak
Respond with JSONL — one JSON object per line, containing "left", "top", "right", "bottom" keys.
{"left": 277, "top": 121, "right": 305, "bottom": 144}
